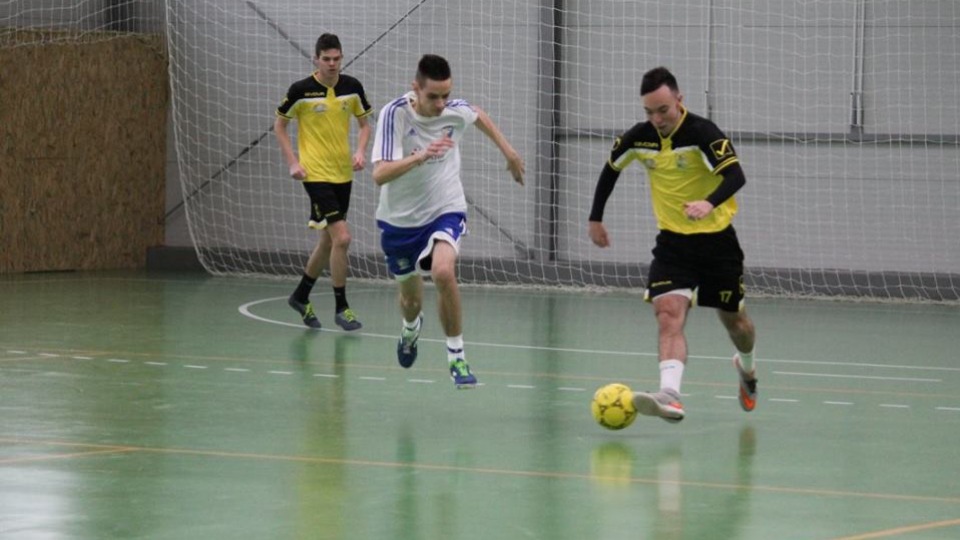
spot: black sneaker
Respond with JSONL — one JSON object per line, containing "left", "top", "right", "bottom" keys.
{"left": 335, "top": 308, "right": 362, "bottom": 331}
{"left": 396, "top": 315, "right": 422, "bottom": 368}
{"left": 288, "top": 295, "right": 321, "bottom": 329}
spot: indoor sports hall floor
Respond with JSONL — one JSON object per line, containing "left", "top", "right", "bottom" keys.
{"left": 1, "top": 270, "right": 959, "bottom": 540}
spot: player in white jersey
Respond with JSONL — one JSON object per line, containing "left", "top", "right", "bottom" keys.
{"left": 371, "top": 54, "right": 525, "bottom": 388}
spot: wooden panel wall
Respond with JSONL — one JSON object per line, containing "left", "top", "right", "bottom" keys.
{"left": 0, "top": 31, "right": 168, "bottom": 273}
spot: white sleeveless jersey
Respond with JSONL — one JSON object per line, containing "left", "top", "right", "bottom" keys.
{"left": 372, "top": 92, "right": 479, "bottom": 227}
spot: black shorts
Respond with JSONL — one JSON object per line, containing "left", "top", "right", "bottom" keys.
{"left": 646, "top": 226, "right": 745, "bottom": 312}
{"left": 301, "top": 181, "right": 352, "bottom": 229}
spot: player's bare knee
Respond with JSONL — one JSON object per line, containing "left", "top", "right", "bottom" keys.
{"left": 430, "top": 265, "right": 456, "bottom": 289}
{"left": 655, "top": 310, "right": 685, "bottom": 336}
{"left": 332, "top": 232, "right": 351, "bottom": 250}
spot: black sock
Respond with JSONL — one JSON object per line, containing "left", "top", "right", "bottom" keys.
{"left": 292, "top": 274, "right": 316, "bottom": 303}
{"left": 333, "top": 286, "right": 348, "bottom": 312}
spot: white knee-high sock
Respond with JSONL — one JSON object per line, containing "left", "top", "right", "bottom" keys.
{"left": 446, "top": 335, "right": 464, "bottom": 363}
{"left": 659, "top": 359, "right": 685, "bottom": 394}
{"left": 738, "top": 349, "right": 755, "bottom": 373}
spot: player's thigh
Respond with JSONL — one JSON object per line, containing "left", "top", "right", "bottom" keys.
{"left": 430, "top": 240, "right": 458, "bottom": 270}
{"left": 645, "top": 256, "right": 698, "bottom": 303}
{"left": 697, "top": 271, "right": 745, "bottom": 312}
{"left": 303, "top": 181, "right": 349, "bottom": 229}
{"left": 696, "top": 230, "right": 745, "bottom": 312}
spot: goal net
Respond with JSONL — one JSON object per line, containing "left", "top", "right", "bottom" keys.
{"left": 7, "top": 1, "right": 958, "bottom": 301}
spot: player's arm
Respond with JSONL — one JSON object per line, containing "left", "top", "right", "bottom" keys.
{"left": 372, "top": 150, "right": 430, "bottom": 185}
{"left": 372, "top": 136, "right": 455, "bottom": 186}
{"left": 683, "top": 162, "right": 746, "bottom": 220}
{"left": 273, "top": 115, "right": 306, "bottom": 180}
{"left": 588, "top": 163, "right": 622, "bottom": 248}
{"left": 473, "top": 107, "right": 524, "bottom": 185}
{"left": 353, "top": 115, "right": 371, "bottom": 171}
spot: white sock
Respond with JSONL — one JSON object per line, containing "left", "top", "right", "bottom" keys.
{"left": 738, "top": 349, "right": 755, "bottom": 373}
{"left": 659, "top": 359, "right": 685, "bottom": 394}
{"left": 403, "top": 314, "right": 421, "bottom": 330}
{"left": 446, "top": 335, "right": 464, "bottom": 363}
{"left": 401, "top": 314, "right": 421, "bottom": 340}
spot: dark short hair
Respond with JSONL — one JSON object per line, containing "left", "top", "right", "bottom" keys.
{"left": 416, "top": 54, "right": 452, "bottom": 85}
{"left": 640, "top": 66, "right": 679, "bottom": 96}
{"left": 315, "top": 33, "right": 342, "bottom": 56}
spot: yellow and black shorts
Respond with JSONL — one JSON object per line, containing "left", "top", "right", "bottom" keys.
{"left": 301, "top": 181, "right": 352, "bottom": 230}
{"left": 645, "top": 226, "right": 745, "bottom": 312}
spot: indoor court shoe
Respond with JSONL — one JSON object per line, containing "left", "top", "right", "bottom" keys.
{"left": 734, "top": 354, "right": 758, "bottom": 412}
{"left": 633, "top": 389, "right": 685, "bottom": 423}
{"left": 449, "top": 359, "right": 477, "bottom": 389}
{"left": 288, "top": 295, "right": 321, "bottom": 329}
{"left": 334, "top": 308, "right": 362, "bottom": 331}
{"left": 396, "top": 315, "right": 422, "bottom": 368}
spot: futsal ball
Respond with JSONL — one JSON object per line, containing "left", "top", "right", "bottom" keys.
{"left": 591, "top": 383, "right": 637, "bottom": 430}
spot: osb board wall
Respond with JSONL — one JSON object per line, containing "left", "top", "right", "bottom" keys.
{"left": 0, "top": 31, "right": 168, "bottom": 273}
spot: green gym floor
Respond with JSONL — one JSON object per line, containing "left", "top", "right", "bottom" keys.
{"left": 1, "top": 271, "right": 959, "bottom": 540}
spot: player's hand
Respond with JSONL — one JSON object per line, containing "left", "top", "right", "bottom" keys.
{"left": 683, "top": 200, "right": 714, "bottom": 220}
{"left": 589, "top": 221, "right": 610, "bottom": 248}
{"left": 289, "top": 163, "right": 307, "bottom": 180}
{"left": 424, "top": 136, "right": 455, "bottom": 159}
{"left": 352, "top": 151, "right": 366, "bottom": 171}
{"left": 505, "top": 150, "right": 525, "bottom": 185}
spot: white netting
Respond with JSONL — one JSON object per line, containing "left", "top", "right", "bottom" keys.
{"left": 24, "top": 0, "right": 952, "bottom": 300}
{"left": 0, "top": 0, "right": 161, "bottom": 44}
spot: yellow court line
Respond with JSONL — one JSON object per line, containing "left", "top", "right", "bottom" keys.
{"left": 3, "top": 437, "right": 960, "bottom": 506}
{"left": 831, "top": 517, "right": 960, "bottom": 540}
{"left": 0, "top": 447, "right": 141, "bottom": 465}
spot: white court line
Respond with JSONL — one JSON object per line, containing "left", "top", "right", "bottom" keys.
{"left": 238, "top": 297, "right": 960, "bottom": 373}
{"left": 225, "top": 368, "right": 250, "bottom": 373}
{"left": 237, "top": 297, "right": 658, "bottom": 355}
{"left": 7, "top": 350, "right": 960, "bottom": 414}
{"left": 773, "top": 371, "right": 941, "bottom": 383}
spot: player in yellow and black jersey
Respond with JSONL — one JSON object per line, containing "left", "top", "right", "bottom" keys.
{"left": 588, "top": 66, "right": 759, "bottom": 423}
{"left": 275, "top": 33, "right": 372, "bottom": 331}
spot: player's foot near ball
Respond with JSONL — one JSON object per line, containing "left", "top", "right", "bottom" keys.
{"left": 633, "top": 389, "right": 684, "bottom": 423}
